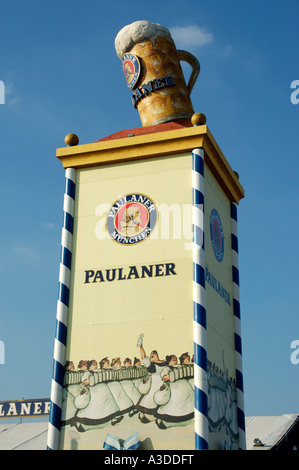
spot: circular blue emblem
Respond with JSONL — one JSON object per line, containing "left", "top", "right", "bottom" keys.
{"left": 210, "top": 209, "right": 224, "bottom": 262}
{"left": 106, "top": 193, "right": 157, "bottom": 245}
{"left": 122, "top": 53, "right": 141, "bottom": 90}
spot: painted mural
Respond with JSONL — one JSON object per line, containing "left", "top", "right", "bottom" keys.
{"left": 207, "top": 359, "right": 239, "bottom": 450}
{"left": 61, "top": 335, "right": 194, "bottom": 433}
{"left": 60, "top": 335, "right": 238, "bottom": 449}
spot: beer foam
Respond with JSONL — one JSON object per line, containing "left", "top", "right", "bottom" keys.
{"left": 115, "top": 20, "right": 173, "bottom": 58}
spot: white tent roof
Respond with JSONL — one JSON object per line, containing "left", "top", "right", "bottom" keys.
{"left": 0, "top": 421, "right": 48, "bottom": 450}
{"left": 1, "top": 415, "right": 298, "bottom": 450}
{"left": 245, "top": 414, "right": 299, "bottom": 450}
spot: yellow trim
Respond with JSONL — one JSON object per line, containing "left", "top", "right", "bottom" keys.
{"left": 56, "top": 125, "right": 244, "bottom": 203}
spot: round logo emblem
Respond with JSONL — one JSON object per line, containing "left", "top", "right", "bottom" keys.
{"left": 210, "top": 209, "right": 224, "bottom": 262}
{"left": 122, "top": 53, "right": 141, "bottom": 90}
{"left": 106, "top": 194, "right": 157, "bottom": 245}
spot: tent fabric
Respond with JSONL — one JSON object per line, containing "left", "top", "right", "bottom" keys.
{"left": 245, "top": 415, "right": 299, "bottom": 450}
{"left": 1, "top": 415, "right": 298, "bottom": 450}
{"left": 0, "top": 422, "right": 48, "bottom": 450}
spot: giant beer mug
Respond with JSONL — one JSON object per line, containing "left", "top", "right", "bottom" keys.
{"left": 115, "top": 21, "right": 200, "bottom": 127}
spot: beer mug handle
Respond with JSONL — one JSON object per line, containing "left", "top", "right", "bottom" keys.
{"left": 178, "top": 50, "right": 200, "bottom": 94}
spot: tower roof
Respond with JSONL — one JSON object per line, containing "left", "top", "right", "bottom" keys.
{"left": 96, "top": 120, "right": 192, "bottom": 142}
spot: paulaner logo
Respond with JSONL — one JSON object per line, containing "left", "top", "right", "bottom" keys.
{"left": 210, "top": 208, "right": 224, "bottom": 262}
{"left": 131, "top": 75, "right": 175, "bottom": 109}
{"left": 122, "top": 53, "right": 141, "bottom": 90}
{"left": 106, "top": 193, "right": 158, "bottom": 245}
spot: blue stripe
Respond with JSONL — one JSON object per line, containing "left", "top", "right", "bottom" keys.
{"left": 231, "top": 203, "right": 237, "bottom": 222}
{"left": 231, "top": 233, "right": 238, "bottom": 253}
{"left": 56, "top": 320, "right": 67, "bottom": 346}
{"left": 233, "top": 298, "right": 240, "bottom": 319}
{"left": 64, "top": 212, "right": 74, "bottom": 234}
{"left": 61, "top": 246, "right": 72, "bottom": 270}
{"left": 235, "top": 333, "right": 242, "bottom": 355}
{"left": 195, "top": 433, "right": 209, "bottom": 450}
{"left": 194, "top": 342, "right": 207, "bottom": 371}
{"left": 194, "top": 385, "right": 208, "bottom": 414}
{"left": 237, "top": 407, "right": 245, "bottom": 431}
{"left": 236, "top": 369, "right": 244, "bottom": 392}
{"left": 192, "top": 153, "right": 204, "bottom": 176}
{"left": 193, "top": 188, "right": 204, "bottom": 206}
{"left": 193, "top": 263, "right": 205, "bottom": 288}
{"left": 52, "top": 359, "right": 65, "bottom": 387}
{"left": 66, "top": 178, "right": 75, "bottom": 200}
{"left": 49, "top": 401, "right": 62, "bottom": 430}
{"left": 232, "top": 266, "right": 239, "bottom": 285}
{"left": 58, "top": 283, "right": 70, "bottom": 307}
{"left": 194, "top": 302, "right": 206, "bottom": 329}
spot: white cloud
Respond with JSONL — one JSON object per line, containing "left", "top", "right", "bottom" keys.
{"left": 11, "top": 245, "right": 38, "bottom": 259}
{"left": 5, "top": 80, "right": 20, "bottom": 106}
{"left": 42, "top": 222, "right": 56, "bottom": 230}
{"left": 170, "top": 25, "right": 213, "bottom": 49}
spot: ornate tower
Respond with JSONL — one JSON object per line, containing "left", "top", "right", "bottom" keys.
{"left": 47, "top": 21, "right": 245, "bottom": 451}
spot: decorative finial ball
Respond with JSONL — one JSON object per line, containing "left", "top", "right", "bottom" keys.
{"left": 191, "top": 113, "right": 207, "bottom": 126}
{"left": 65, "top": 133, "right": 79, "bottom": 146}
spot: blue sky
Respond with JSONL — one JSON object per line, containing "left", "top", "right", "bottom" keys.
{"left": 0, "top": 0, "right": 298, "bottom": 420}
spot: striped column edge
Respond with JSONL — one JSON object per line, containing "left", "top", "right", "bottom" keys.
{"left": 231, "top": 202, "right": 246, "bottom": 450}
{"left": 47, "top": 168, "right": 76, "bottom": 450}
{"left": 192, "top": 148, "right": 209, "bottom": 450}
